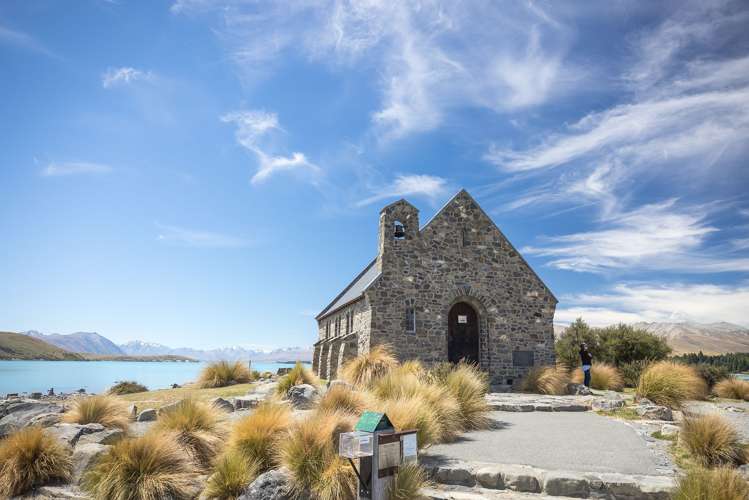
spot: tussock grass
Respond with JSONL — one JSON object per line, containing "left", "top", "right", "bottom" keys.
{"left": 400, "top": 359, "right": 426, "bottom": 377}
{"left": 203, "top": 451, "right": 260, "bottom": 500}
{"left": 672, "top": 467, "right": 749, "bottom": 500}
{"left": 276, "top": 361, "right": 320, "bottom": 395}
{"left": 108, "top": 380, "right": 148, "bottom": 395}
{"left": 387, "top": 462, "right": 430, "bottom": 500}
{"left": 198, "top": 361, "right": 251, "bottom": 389}
{"left": 313, "top": 456, "right": 357, "bottom": 500}
{"left": 340, "top": 345, "right": 398, "bottom": 388}
{"left": 681, "top": 414, "right": 746, "bottom": 467}
{"left": 519, "top": 366, "right": 569, "bottom": 396}
{"left": 444, "top": 362, "right": 490, "bottom": 430}
{"left": 377, "top": 395, "right": 442, "bottom": 448}
{"left": 636, "top": 361, "right": 707, "bottom": 408}
{"left": 0, "top": 427, "right": 72, "bottom": 497}
{"left": 571, "top": 363, "right": 624, "bottom": 391}
{"left": 82, "top": 431, "right": 198, "bottom": 500}
{"left": 154, "top": 398, "right": 226, "bottom": 469}
{"left": 713, "top": 377, "right": 749, "bottom": 401}
{"left": 278, "top": 410, "right": 355, "bottom": 498}
{"left": 229, "top": 401, "right": 292, "bottom": 472}
{"left": 318, "top": 384, "right": 372, "bottom": 415}
{"left": 63, "top": 394, "right": 129, "bottom": 430}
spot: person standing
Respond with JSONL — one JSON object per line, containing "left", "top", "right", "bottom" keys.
{"left": 579, "top": 343, "right": 593, "bottom": 387}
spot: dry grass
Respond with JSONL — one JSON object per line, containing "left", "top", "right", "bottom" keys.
{"left": 672, "top": 467, "right": 749, "bottom": 500}
{"left": 82, "top": 431, "right": 199, "bottom": 500}
{"left": 444, "top": 363, "right": 490, "bottom": 430}
{"left": 713, "top": 377, "right": 749, "bottom": 401}
{"left": 276, "top": 361, "right": 320, "bottom": 396}
{"left": 571, "top": 363, "right": 624, "bottom": 391}
{"left": 278, "top": 410, "right": 355, "bottom": 498}
{"left": 636, "top": 361, "right": 707, "bottom": 408}
{"left": 312, "top": 456, "right": 357, "bottom": 500}
{"left": 0, "top": 427, "right": 72, "bottom": 497}
{"left": 680, "top": 414, "right": 746, "bottom": 467}
{"left": 228, "top": 401, "right": 292, "bottom": 472}
{"left": 318, "top": 385, "right": 372, "bottom": 415}
{"left": 198, "top": 361, "right": 252, "bottom": 389}
{"left": 519, "top": 366, "right": 569, "bottom": 396}
{"left": 118, "top": 383, "right": 254, "bottom": 410}
{"left": 63, "top": 394, "right": 130, "bottom": 430}
{"left": 203, "top": 451, "right": 260, "bottom": 500}
{"left": 377, "top": 395, "right": 442, "bottom": 448}
{"left": 387, "top": 463, "right": 430, "bottom": 500}
{"left": 340, "top": 344, "right": 398, "bottom": 388}
{"left": 154, "top": 398, "right": 226, "bottom": 469}
{"left": 400, "top": 359, "right": 426, "bottom": 377}
{"left": 108, "top": 380, "right": 148, "bottom": 395}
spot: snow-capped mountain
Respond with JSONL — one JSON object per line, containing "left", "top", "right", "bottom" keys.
{"left": 25, "top": 331, "right": 124, "bottom": 356}
{"left": 118, "top": 340, "right": 312, "bottom": 362}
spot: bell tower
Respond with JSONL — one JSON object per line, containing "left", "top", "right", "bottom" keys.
{"left": 377, "top": 199, "right": 419, "bottom": 273}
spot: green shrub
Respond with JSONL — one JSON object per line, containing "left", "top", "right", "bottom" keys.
{"left": 672, "top": 467, "right": 749, "bottom": 500}
{"left": 692, "top": 364, "right": 730, "bottom": 390}
{"left": 636, "top": 361, "right": 706, "bottom": 408}
{"left": 0, "top": 427, "right": 72, "bottom": 497}
{"left": 108, "top": 380, "right": 148, "bottom": 395}
{"left": 276, "top": 361, "right": 319, "bottom": 395}
{"left": 198, "top": 361, "right": 252, "bottom": 388}
{"left": 555, "top": 318, "right": 601, "bottom": 369}
{"left": 620, "top": 360, "right": 650, "bottom": 388}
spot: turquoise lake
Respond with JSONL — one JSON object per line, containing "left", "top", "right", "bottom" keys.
{"left": 0, "top": 360, "right": 307, "bottom": 396}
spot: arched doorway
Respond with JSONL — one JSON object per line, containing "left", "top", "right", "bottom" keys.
{"left": 448, "top": 302, "right": 479, "bottom": 364}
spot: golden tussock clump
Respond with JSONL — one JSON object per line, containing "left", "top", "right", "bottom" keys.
{"left": 203, "top": 451, "right": 260, "bottom": 500}
{"left": 713, "top": 377, "right": 749, "bottom": 401}
{"left": 228, "top": 401, "right": 292, "bottom": 472}
{"left": 0, "top": 426, "right": 72, "bottom": 498}
{"left": 340, "top": 345, "right": 398, "bottom": 388}
{"left": 672, "top": 467, "right": 749, "bottom": 500}
{"left": 571, "top": 363, "right": 624, "bottom": 391}
{"left": 312, "top": 456, "right": 358, "bottom": 500}
{"left": 63, "top": 394, "right": 130, "bottom": 430}
{"left": 636, "top": 361, "right": 707, "bottom": 408}
{"left": 681, "top": 414, "right": 746, "bottom": 467}
{"left": 82, "top": 431, "right": 199, "bottom": 500}
{"left": 198, "top": 360, "right": 252, "bottom": 389}
{"left": 278, "top": 410, "right": 356, "bottom": 498}
{"left": 387, "top": 462, "right": 430, "bottom": 500}
{"left": 519, "top": 366, "right": 570, "bottom": 396}
{"left": 276, "top": 361, "right": 320, "bottom": 396}
{"left": 377, "top": 395, "right": 442, "bottom": 448}
{"left": 154, "top": 398, "right": 226, "bottom": 469}
{"left": 317, "top": 384, "right": 372, "bottom": 415}
{"left": 444, "top": 362, "right": 491, "bottom": 430}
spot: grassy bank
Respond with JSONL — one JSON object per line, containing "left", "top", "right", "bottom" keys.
{"left": 118, "top": 383, "right": 255, "bottom": 409}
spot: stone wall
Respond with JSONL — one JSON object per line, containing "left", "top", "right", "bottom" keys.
{"left": 314, "top": 300, "right": 369, "bottom": 377}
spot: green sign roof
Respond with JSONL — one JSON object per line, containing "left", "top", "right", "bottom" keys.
{"left": 354, "top": 411, "right": 393, "bottom": 432}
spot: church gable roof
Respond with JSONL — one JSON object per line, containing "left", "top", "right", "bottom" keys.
{"left": 315, "top": 259, "right": 380, "bottom": 320}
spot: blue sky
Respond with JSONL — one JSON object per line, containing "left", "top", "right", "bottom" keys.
{"left": 1, "top": 0, "right": 748, "bottom": 349}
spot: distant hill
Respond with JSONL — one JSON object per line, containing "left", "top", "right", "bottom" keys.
{"left": 25, "top": 331, "right": 124, "bottom": 355}
{"left": 120, "top": 340, "right": 313, "bottom": 362}
{"left": 0, "top": 332, "right": 84, "bottom": 360}
{"left": 554, "top": 321, "right": 749, "bottom": 355}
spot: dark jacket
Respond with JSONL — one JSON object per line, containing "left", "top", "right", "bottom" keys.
{"left": 580, "top": 349, "right": 592, "bottom": 365}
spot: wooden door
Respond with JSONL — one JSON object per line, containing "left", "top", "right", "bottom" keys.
{"left": 448, "top": 302, "right": 478, "bottom": 364}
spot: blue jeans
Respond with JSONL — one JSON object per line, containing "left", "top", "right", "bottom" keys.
{"left": 582, "top": 365, "right": 591, "bottom": 387}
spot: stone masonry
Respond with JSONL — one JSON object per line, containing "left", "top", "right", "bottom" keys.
{"left": 312, "top": 190, "right": 556, "bottom": 385}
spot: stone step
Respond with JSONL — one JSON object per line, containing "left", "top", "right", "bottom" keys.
{"left": 422, "top": 459, "right": 674, "bottom": 499}
{"left": 424, "top": 485, "right": 584, "bottom": 499}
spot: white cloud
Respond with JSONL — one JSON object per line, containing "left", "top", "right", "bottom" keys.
{"left": 221, "top": 110, "right": 321, "bottom": 185}
{"left": 556, "top": 282, "right": 749, "bottom": 328}
{"left": 0, "top": 24, "right": 57, "bottom": 58}
{"left": 156, "top": 223, "right": 250, "bottom": 248}
{"left": 523, "top": 199, "right": 749, "bottom": 273}
{"left": 102, "top": 67, "right": 152, "bottom": 88}
{"left": 357, "top": 174, "right": 448, "bottom": 207}
{"left": 41, "top": 162, "right": 112, "bottom": 177}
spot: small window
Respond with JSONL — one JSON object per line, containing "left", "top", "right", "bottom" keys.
{"left": 512, "top": 351, "right": 534, "bottom": 367}
{"left": 405, "top": 299, "right": 416, "bottom": 333}
{"left": 335, "top": 317, "right": 341, "bottom": 337}
{"left": 462, "top": 227, "right": 469, "bottom": 247}
{"left": 393, "top": 220, "right": 406, "bottom": 240}
{"left": 325, "top": 321, "right": 330, "bottom": 339}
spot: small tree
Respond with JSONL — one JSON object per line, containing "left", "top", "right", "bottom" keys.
{"left": 555, "top": 318, "right": 604, "bottom": 369}
{"left": 598, "top": 324, "right": 671, "bottom": 365}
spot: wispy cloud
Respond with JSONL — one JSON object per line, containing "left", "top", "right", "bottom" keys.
{"left": 556, "top": 282, "right": 749, "bottom": 328}
{"left": 357, "top": 174, "right": 448, "bottom": 207}
{"left": 156, "top": 223, "right": 250, "bottom": 248}
{"left": 41, "top": 162, "right": 113, "bottom": 177}
{"left": 102, "top": 67, "right": 153, "bottom": 88}
{"left": 221, "top": 110, "right": 321, "bottom": 185}
{"left": 0, "top": 24, "right": 57, "bottom": 58}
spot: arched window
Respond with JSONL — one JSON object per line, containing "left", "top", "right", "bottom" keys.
{"left": 405, "top": 298, "right": 416, "bottom": 333}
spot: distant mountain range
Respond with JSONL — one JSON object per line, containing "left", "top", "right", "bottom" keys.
{"left": 554, "top": 321, "right": 749, "bottom": 355}
{"left": 21, "top": 331, "right": 313, "bottom": 362}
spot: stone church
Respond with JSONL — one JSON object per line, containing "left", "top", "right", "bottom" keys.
{"left": 312, "top": 189, "right": 557, "bottom": 385}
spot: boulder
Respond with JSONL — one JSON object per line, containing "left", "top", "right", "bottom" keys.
{"left": 592, "top": 399, "right": 626, "bottom": 411}
{"left": 72, "top": 443, "right": 109, "bottom": 483}
{"left": 234, "top": 394, "right": 265, "bottom": 410}
{"left": 48, "top": 423, "right": 105, "bottom": 446}
{"left": 0, "top": 400, "right": 64, "bottom": 437}
{"left": 544, "top": 471, "right": 591, "bottom": 498}
{"left": 157, "top": 401, "right": 181, "bottom": 415}
{"left": 128, "top": 404, "right": 138, "bottom": 420}
{"left": 500, "top": 465, "right": 542, "bottom": 493}
{"left": 27, "top": 412, "right": 63, "bottom": 428}
{"left": 636, "top": 405, "right": 673, "bottom": 421}
{"left": 211, "top": 397, "right": 235, "bottom": 413}
{"left": 475, "top": 465, "right": 504, "bottom": 489}
{"left": 286, "top": 384, "right": 319, "bottom": 409}
{"left": 659, "top": 424, "right": 679, "bottom": 438}
{"left": 566, "top": 383, "right": 593, "bottom": 396}
{"left": 433, "top": 464, "right": 476, "bottom": 487}
{"left": 137, "top": 408, "right": 157, "bottom": 422}
{"left": 239, "top": 468, "right": 295, "bottom": 500}
{"left": 77, "top": 428, "right": 125, "bottom": 446}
